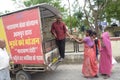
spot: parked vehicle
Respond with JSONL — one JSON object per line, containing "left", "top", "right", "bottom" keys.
{"left": 0, "top": 3, "right": 60, "bottom": 80}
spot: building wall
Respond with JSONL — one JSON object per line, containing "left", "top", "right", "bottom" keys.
{"left": 111, "top": 37, "right": 120, "bottom": 57}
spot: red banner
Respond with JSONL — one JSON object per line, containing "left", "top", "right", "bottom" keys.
{"left": 2, "top": 8, "right": 44, "bottom": 64}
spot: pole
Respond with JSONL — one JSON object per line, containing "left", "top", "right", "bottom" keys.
{"left": 68, "top": 0, "right": 72, "bottom": 34}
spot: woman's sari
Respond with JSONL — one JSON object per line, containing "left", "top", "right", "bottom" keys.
{"left": 99, "top": 32, "right": 112, "bottom": 76}
{"left": 82, "top": 37, "right": 98, "bottom": 77}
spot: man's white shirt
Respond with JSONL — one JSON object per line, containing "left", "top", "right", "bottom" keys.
{"left": 0, "top": 48, "right": 10, "bottom": 70}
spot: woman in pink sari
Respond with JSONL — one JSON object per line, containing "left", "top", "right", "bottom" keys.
{"left": 99, "top": 32, "right": 112, "bottom": 79}
{"left": 74, "top": 30, "right": 98, "bottom": 78}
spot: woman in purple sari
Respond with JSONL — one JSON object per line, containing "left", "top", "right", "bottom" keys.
{"left": 99, "top": 32, "right": 112, "bottom": 79}
{"left": 74, "top": 30, "right": 98, "bottom": 78}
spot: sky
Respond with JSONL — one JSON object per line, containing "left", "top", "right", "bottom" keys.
{"left": 63, "top": 0, "right": 84, "bottom": 8}
{"left": 0, "top": 0, "right": 84, "bottom": 13}
{"left": 0, "top": 0, "right": 15, "bottom": 12}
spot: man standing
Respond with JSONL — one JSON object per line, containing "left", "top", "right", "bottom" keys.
{"left": 0, "top": 39, "right": 11, "bottom": 80}
{"left": 51, "top": 15, "right": 72, "bottom": 61}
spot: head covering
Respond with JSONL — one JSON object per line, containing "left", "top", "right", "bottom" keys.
{"left": 102, "top": 32, "right": 110, "bottom": 42}
{"left": 101, "top": 32, "right": 112, "bottom": 56}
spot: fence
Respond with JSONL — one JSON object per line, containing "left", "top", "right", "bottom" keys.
{"left": 65, "top": 38, "right": 84, "bottom": 53}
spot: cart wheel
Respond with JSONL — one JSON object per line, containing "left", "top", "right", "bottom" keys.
{"left": 16, "top": 70, "right": 31, "bottom": 80}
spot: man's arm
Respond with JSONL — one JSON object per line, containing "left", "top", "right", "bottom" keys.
{"left": 52, "top": 32, "right": 57, "bottom": 38}
{"left": 51, "top": 23, "right": 57, "bottom": 38}
{"left": 73, "top": 38, "right": 84, "bottom": 44}
{"left": 66, "top": 31, "right": 72, "bottom": 37}
{"left": 63, "top": 24, "right": 73, "bottom": 39}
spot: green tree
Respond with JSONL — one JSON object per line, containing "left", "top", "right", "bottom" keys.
{"left": 64, "top": 0, "right": 84, "bottom": 32}
{"left": 12, "top": 0, "right": 84, "bottom": 31}
{"left": 22, "top": 0, "right": 66, "bottom": 13}
{"left": 74, "top": 12, "right": 83, "bottom": 25}
{"left": 83, "top": 0, "right": 108, "bottom": 33}
{"left": 104, "top": 0, "right": 120, "bottom": 25}
{"left": 64, "top": 16, "right": 78, "bottom": 28}
{"left": 72, "top": 0, "right": 83, "bottom": 27}
{"left": 12, "top": 0, "right": 67, "bottom": 15}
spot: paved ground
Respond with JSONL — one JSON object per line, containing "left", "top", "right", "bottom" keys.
{"left": 9, "top": 37, "right": 120, "bottom": 80}
{"left": 11, "top": 41, "right": 120, "bottom": 80}
{"left": 11, "top": 53, "right": 120, "bottom": 80}
{"left": 30, "top": 63, "right": 120, "bottom": 80}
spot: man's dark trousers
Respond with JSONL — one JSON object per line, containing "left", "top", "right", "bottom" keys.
{"left": 56, "top": 39, "right": 65, "bottom": 59}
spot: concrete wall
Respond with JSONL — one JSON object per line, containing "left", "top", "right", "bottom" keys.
{"left": 111, "top": 37, "right": 120, "bottom": 57}
{"left": 64, "top": 37, "right": 120, "bottom": 64}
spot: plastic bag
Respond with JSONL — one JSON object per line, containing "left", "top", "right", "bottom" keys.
{"left": 112, "top": 56, "right": 117, "bottom": 65}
